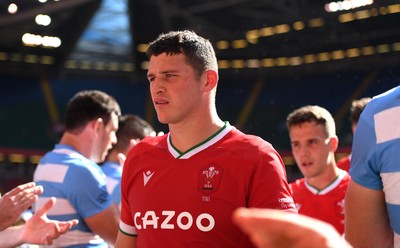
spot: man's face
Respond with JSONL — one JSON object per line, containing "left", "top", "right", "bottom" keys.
{"left": 147, "top": 53, "right": 204, "bottom": 125}
{"left": 95, "top": 112, "right": 119, "bottom": 163}
{"left": 289, "top": 121, "right": 334, "bottom": 179}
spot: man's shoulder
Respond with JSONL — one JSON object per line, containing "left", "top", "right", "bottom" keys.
{"left": 126, "top": 134, "right": 167, "bottom": 159}
{"left": 366, "top": 85, "right": 400, "bottom": 115}
{"left": 337, "top": 156, "right": 350, "bottom": 172}
{"left": 140, "top": 134, "right": 167, "bottom": 146}
{"left": 38, "top": 149, "right": 103, "bottom": 181}
{"left": 289, "top": 178, "right": 306, "bottom": 191}
{"left": 101, "top": 161, "right": 122, "bottom": 176}
{"left": 227, "top": 128, "right": 273, "bottom": 149}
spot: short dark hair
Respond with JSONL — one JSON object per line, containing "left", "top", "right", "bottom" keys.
{"left": 112, "top": 114, "right": 154, "bottom": 152}
{"left": 65, "top": 90, "right": 121, "bottom": 133}
{"left": 286, "top": 105, "right": 336, "bottom": 137}
{"left": 350, "top": 97, "right": 371, "bottom": 124}
{"left": 146, "top": 30, "right": 218, "bottom": 78}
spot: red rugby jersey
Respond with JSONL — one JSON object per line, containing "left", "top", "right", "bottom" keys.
{"left": 120, "top": 124, "right": 297, "bottom": 248}
{"left": 337, "top": 155, "right": 351, "bottom": 172}
{"left": 290, "top": 170, "right": 350, "bottom": 234}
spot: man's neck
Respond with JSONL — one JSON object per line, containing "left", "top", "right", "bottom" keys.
{"left": 59, "top": 132, "right": 90, "bottom": 159}
{"left": 306, "top": 165, "right": 342, "bottom": 191}
{"left": 168, "top": 117, "right": 224, "bottom": 153}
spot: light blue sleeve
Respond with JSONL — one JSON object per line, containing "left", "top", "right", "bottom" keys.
{"left": 349, "top": 103, "right": 382, "bottom": 190}
{"left": 67, "top": 160, "right": 113, "bottom": 218}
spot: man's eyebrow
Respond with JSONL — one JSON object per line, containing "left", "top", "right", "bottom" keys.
{"left": 160, "top": 70, "right": 179, "bottom": 74}
{"left": 147, "top": 69, "right": 181, "bottom": 77}
{"left": 148, "top": 70, "right": 179, "bottom": 77}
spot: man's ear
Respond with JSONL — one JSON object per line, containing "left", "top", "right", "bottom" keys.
{"left": 91, "top": 118, "right": 103, "bottom": 132}
{"left": 330, "top": 135, "right": 339, "bottom": 152}
{"left": 204, "top": 69, "right": 218, "bottom": 92}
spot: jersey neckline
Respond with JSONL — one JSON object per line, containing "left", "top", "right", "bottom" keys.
{"left": 167, "top": 121, "right": 232, "bottom": 159}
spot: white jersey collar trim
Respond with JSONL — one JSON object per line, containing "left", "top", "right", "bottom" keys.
{"left": 305, "top": 170, "right": 347, "bottom": 195}
{"left": 168, "top": 122, "right": 232, "bottom": 159}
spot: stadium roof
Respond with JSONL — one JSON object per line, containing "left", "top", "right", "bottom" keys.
{"left": 0, "top": 0, "right": 399, "bottom": 80}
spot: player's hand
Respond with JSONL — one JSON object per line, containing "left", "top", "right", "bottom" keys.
{"left": 232, "top": 208, "right": 352, "bottom": 248}
{"left": 0, "top": 182, "right": 43, "bottom": 231}
{"left": 23, "top": 197, "right": 79, "bottom": 245}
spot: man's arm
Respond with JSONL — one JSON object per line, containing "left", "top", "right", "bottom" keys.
{"left": 345, "top": 179, "right": 393, "bottom": 248}
{"left": 0, "top": 197, "right": 78, "bottom": 248}
{"left": 85, "top": 204, "right": 120, "bottom": 245}
{"left": 115, "top": 152, "right": 137, "bottom": 248}
{"left": 232, "top": 207, "right": 351, "bottom": 248}
{"left": 115, "top": 230, "right": 137, "bottom": 248}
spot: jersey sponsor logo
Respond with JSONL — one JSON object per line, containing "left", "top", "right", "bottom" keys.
{"left": 133, "top": 211, "right": 215, "bottom": 232}
{"left": 143, "top": 170, "right": 154, "bottom": 186}
{"left": 198, "top": 164, "right": 223, "bottom": 195}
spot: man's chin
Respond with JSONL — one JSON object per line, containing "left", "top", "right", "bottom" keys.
{"left": 157, "top": 116, "right": 169, "bottom": 124}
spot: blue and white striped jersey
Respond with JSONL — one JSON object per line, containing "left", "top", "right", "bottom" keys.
{"left": 101, "top": 161, "right": 122, "bottom": 207}
{"left": 33, "top": 144, "right": 112, "bottom": 247}
{"left": 350, "top": 85, "right": 400, "bottom": 246}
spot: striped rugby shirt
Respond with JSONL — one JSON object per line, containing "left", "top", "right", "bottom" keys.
{"left": 33, "top": 144, "right": 112, "bottom": 247}
{"left": 350, "top": 85, "right": 400, "bottom": 246}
